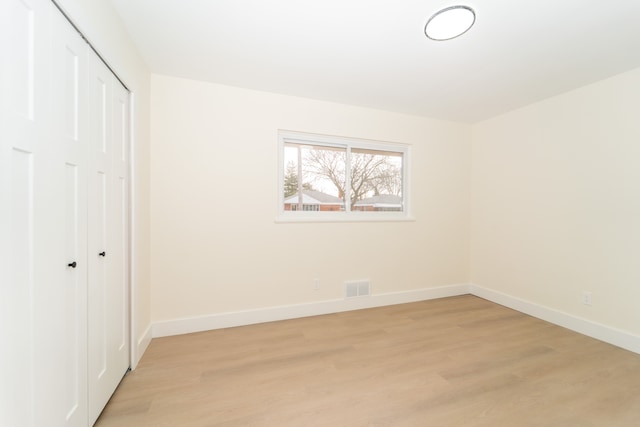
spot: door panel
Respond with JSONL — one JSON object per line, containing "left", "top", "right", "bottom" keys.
{"left": 115, "top": 176, "right": 129, "bottom": 353}
{"left": 0, "top": 0, "right": 47, "bottom": 426}
{"left": 90, "top": 170, "right": 108, "bottom": 381}
{"left": 62, "top": 163, "right": 83, "bottom": 422}
{"left": 49, "top": 7, "right": 89, "bottom": 426}
{"left": 5, "top": 0, "right": 36, "bottom": 121}
{"left": 111, "top": 81, "right": 131, "bottom": 366}
{"left": 88, "top": 52, "right": 131, "bottom": 426}
{"left": 2, "top": 149, "right": 36, "bottom": 427}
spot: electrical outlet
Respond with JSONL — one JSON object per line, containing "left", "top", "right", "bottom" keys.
{"left": 582, "top": 291, "right": 592, "bottom": 306}
{"left": 313, "top": 278, "right": 320, "bottom": 290}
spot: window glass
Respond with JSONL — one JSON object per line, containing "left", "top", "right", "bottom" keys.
{"left": 279, "top": 131, "right": 409, "bottom": 222}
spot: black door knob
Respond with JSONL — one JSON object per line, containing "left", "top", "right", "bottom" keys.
{"left": 68, "top": 261, "right": 77, "bottom": 268}
{"left": 99, "top": 252, "right": 106, "bottom": 257}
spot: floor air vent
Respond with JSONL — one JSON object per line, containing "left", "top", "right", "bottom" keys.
{"left": 345, "top": 280, "right": 371, "bottom": 298}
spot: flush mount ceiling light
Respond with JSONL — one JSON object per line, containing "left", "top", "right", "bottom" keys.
{"left": 425, "top": 5, "right": 476, "bottom": 41}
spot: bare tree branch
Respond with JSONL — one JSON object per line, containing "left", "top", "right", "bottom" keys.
{"left": 303, "top": 148, "right": 402, "bottom": 207}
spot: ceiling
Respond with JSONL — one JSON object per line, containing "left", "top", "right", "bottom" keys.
{"left": 109, "top": 0, "right": 640, "bottom": 123}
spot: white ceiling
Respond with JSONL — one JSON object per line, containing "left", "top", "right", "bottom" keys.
{"left": 109, "top": 0, "right": 640, "bottom": 123}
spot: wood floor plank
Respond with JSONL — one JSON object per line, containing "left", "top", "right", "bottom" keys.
{"left": 95, "top": 296, "right": 640, "bottom": 426}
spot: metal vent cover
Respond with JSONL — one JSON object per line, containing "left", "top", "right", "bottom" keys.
{"left": 345, "top": 280, "right": 371, "bottom": 298}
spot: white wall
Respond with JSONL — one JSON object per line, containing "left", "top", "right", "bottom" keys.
{"left": 150, "top": 74, "right": 471, "bottom": 324}
{"left": 56, "top": 0, "right": 152, "bottom": 365}
{"left": 471, "top": 67, "right": 640, "bottom": 336}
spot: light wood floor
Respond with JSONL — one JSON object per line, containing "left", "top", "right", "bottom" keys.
{"left": 95, "top": 295, "right": 640, "bottom": 426}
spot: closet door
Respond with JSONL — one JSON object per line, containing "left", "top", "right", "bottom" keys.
{"left": 49, "top": 7, "right": 90, "bottom": 427}
{"left": 1, "top": 1, "right": 89, "bottom": 426}
{"left": 2, "top": 1, "right": 130, "bottom": 425}
{"left": 108, "top": 71, "right": 131, "bottom": 383}
{"left": 0, "top": 0, "right": 51, "bottom": 425}
{"left": 87, "top": 51, "right": 131, "bottom": 425}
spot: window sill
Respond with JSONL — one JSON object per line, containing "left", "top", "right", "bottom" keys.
{"left": 275, "top": 213, "right": 416, "bottom": 223}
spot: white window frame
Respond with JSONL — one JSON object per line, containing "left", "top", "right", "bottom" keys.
{"left": 277, "top": 130, "right": 412, "bottom": 223}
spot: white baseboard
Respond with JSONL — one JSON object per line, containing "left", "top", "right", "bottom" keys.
{"left": 469, "top": 284, "right": 640, "bottom": 355}
{"left": 131, "top": 323, "right": 152, "bottom": 369}
{"left": 151, "top": 283, "right": 471, "bottom": 338}
{"left": 147, "top": 283, "right": 639, "bottom": 357}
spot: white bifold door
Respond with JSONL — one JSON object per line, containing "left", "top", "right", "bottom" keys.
{"left": 0, "top": 1, "right": 130, "bottom": 426}
{"left": 86, "top": 31, "right": 131, "bottom": 425}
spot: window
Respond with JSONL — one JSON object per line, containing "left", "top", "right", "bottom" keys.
{"left": 278, "top": 130, "right": 410, "bottom": 222}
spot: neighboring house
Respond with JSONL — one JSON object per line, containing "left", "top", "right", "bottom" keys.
{"left": 284, "top": 190, "right": 345, "bottom": 211}
{"left": 352, "top": 194, "right": 402, "bottom": 212}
